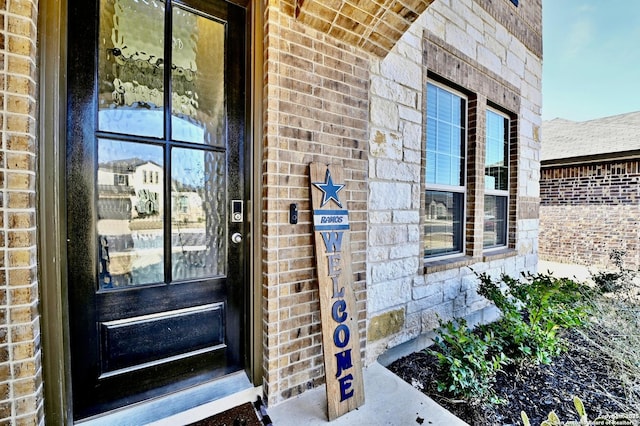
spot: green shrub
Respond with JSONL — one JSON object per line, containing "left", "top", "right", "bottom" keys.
{"left": 428, "top": 318, "right": 508, "bottom": 402}
{"left": 476, "top": 272, "right": 591, "bottom": 365}
{"left": 428, "top": 272, "right": 592, "bottom": 403}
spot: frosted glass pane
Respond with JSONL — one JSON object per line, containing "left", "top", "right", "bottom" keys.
{"left": 171, "top": 148, "right": 226, "bottom": 279}
{"left": 98, "top": 0, "right": 165, "bottom": 138}
{"left": 171, "top": 7, "right": 226, "bottom": 146}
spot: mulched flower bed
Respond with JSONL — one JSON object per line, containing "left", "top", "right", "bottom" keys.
{"left": 387, "top": 327, "right": 635, "bottom": 425}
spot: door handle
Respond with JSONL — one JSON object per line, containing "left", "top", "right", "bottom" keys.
{"left": 231, "top": 233, "right": 243, "bottom": 244}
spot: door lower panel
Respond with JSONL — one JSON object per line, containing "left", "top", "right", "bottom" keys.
{"left": 100, "top": 303, "right": 225, "bottom": 374}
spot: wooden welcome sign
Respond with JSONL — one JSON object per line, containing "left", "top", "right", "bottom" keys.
{"left": 309, "top": 162, "right": 364, "bottom": 420}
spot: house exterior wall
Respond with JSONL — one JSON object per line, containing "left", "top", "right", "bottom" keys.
{"left": 366, "top": 0, "right": 542, "bottom": 362}
{"left": 0, "top": 0, "right": 542, "bottom": 423}
{"left": 540, "top": 160, "right": 640, "bottom": 269}
{"left": 0, "top": 0, "right": 43, "bottom": 424}
{"left": 261, "top": 1, "right": 370, "bottom": 406}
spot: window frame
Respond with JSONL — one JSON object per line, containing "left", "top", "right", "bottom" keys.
{"left": 483, "top": 107, "right": 510, "bottom": 250}
{"left": 424, "top": 80, "right": 468, "bottom": 260}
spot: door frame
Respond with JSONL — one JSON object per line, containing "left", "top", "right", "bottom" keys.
{"left": 37, "top": 0, "right": 264, "bottom": 423}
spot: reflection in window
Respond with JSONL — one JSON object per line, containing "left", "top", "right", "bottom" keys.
{"left": 484, "top": 195, "right": 507, "bottom": 248}
{"left": 425, "top": 82, "right": 467, "bottom": 258}
{"left": 171, "top": 148, "right": 226, "bottom": 280}
{"left": 484, "top": 109, "right": 509, "bottom": 248}
{"left": 425, "top": 191, "right": 464, "bottom": 257}
{"left": 97, "top": 139, "right": 164, "bottom": 288}
{"left": 95, "top": 0, "right": 230, "bottom": 289}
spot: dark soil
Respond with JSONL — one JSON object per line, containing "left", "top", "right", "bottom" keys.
{"left": 387, "top": 328, "right": 635, "bottom": 425}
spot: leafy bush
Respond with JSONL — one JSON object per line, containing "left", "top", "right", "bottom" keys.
{"left": 477, "top": 272, "right": 591, "bottom": 365}
{"left": 428, "top": 272, "right": 592, "bottom": 403}
{"left": 429, "top": 318, "right": 508, "bottom": 402}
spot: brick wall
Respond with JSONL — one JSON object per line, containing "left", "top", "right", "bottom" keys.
{"left": 540, "top": 160, "right": 640, "bottom": 268}
{"left": 366, "top": 0, "right": 542, "bottom": 362}
{"left": 262, "top": 1, "right": 369, "bottom": 406}
{"left": 0, "top": 0, "right": 43, "bottom": 424}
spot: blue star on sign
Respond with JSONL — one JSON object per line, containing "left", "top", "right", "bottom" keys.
{"left": 313, "top": 169, "right": 345, "bottom": 208}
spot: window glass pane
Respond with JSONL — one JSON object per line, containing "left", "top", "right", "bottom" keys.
{"left": 97, "top": 139, "right": 165, "bottom": 288}
{"left": 436, "top": 121, "right": 452, "bottom": 153}
{"left": 426, "top": 83, "right": 465, "bottom": 187}
{"left": 436, "top": 153, "right": 451, "bottom": 185}
{"left": 484, "top": 195, "right": 507, "bottom": 247}
{"left": 485, "top": 110, "right": 508, "bottom": 191}
{"left": 425, "top": 191, "right": 463, "bottom": 256}
{"left": 452, "top": 97, "right": 463, "bottom": 123}
{"left": 171, "top": 7, "right": 226, "bottom": 146}
{"left": 427, "top": 84, "right": 437, "bottom": 115}
{"left": 426, "top": 117, "right": 437, "bottom": 152}
{"left": 98, "top": 0, "right": 165, "bottom": 138}
{"left": 171, "top": 148, "right": 226, "bottom": 280}
{"left": 437, "top": 91, "right": 453, "bottom": 122}
{"left": 426, "top": 152, "right": 436, "bottom": 184}
{"left": 451, "top": 156, "right": 462, "bottom": 186}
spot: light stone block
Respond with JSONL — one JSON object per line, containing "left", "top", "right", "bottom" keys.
{"left": 370, "top": 257, "right": 419, "bottom": 284}
{"left": 368, "top": 278, "right": 412, "bottom": 312}
{"left": 380, "top": 52, "right": 422, "bottom": 91}
{"left": 370, "top": 97, "right": 399, "bottom": 130}
{"left": 390, "top": 243, "right": 420, "bottom": 260}
{"left": 376, "top": 159, "right": 420, "bottom": 182}
{"left": 369, "top": 182, "right": 412, "bottom": 210}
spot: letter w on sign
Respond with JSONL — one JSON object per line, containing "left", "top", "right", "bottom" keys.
{"left": 309, "top": 162, "right": 364, "bottom": 421}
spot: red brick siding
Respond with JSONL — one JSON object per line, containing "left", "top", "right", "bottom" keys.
{"left": 540, "top": 160, "right": 640, "bottom": 268}
{"left": 262, "top": 3, "right": 369, "bottom": 405}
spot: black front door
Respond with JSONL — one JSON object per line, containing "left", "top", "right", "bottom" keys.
{"left": 66, "top": 0, "right": 248, "bottom": 419}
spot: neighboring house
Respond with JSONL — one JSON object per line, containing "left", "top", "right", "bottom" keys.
{"left": 3, "top": 0, "right": 541, "bottom": 423}
{"left": 540, "top": 113, "right": 640, "bottom": 269}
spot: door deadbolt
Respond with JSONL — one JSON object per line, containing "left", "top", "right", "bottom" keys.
{"left": 231, "top": 233, "right": 243, "bottom": 244}
{"left": 231, "top": 200, "right": 243, "bottom": 223}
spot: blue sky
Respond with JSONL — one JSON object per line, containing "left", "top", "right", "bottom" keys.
{"left": 542, "top": 1, "right": 640, "bottom": 122}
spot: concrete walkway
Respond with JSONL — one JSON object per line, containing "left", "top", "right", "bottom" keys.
{"left": 538, "top": 260, "right": 593, "bottom": 282}
{"left": 268, "top": 362, "right": 468, "bottom": 426}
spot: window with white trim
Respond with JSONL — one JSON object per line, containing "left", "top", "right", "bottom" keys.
{"left": 484, "top": 108, "right": 509, "bottom": 248}
{"left": 425, "top": 82, "right": 467, "bottom": 258}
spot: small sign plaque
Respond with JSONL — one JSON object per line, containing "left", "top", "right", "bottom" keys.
{"left": 309, "top": 162, "right": 364, "bottom": 421}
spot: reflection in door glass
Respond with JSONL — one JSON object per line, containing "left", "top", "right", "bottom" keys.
{"left": 98, "top": 0, "right": 165, "bottom": 138}
{"left": 171, "top": 7, "right": 226, "bottom": 145}
{"left": 172, "top": 148, "right": 226, "bottom": 280}
{"left": 97, "top": 139, "right": 164, "bottom": 288}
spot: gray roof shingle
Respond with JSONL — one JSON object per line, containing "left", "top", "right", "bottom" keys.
{"left": 541, "top": 111, "right": 640, "bottom": 161}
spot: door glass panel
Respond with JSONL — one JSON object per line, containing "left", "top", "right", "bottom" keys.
{"left": 98, "top": 0, "right": 165, "bottom": 138}
{"left": 171, "top": 7, "right": 226, "bottom": 146}
{"left": 97, "top": 139, "right": 165, "bottom": 288}
{"left": 171, "top": 148, "right": 226, "bottom": 280}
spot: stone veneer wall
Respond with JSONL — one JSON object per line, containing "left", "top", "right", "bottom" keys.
{"left": 540, "top": 160, "right": 640, "bottom": 269}
{"left": 262, "top": 1, "right": 369, "bottom": 406}
{"left": 366, "top": 0, "right": 542, "bottom": 362}
{"left": 0, "top": 0, "right": 43, "bottom": 424}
